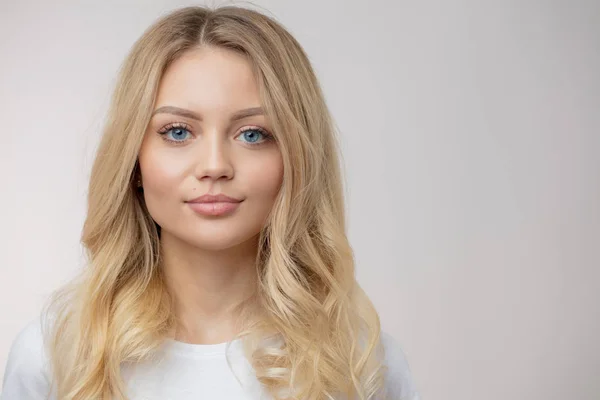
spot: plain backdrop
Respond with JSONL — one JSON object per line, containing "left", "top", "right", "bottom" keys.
{"left": 1, "top": 1, "right": 599, "bottom": 399}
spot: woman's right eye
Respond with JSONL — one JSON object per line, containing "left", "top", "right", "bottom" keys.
{"left": 157, "top": 123, "right": 193, "bottom": 144}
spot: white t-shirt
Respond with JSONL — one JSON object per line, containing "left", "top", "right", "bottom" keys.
{"left": 1, "top": 316, "right": 420, "bottom": 399}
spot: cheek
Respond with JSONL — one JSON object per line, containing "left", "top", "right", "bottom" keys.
{"left": 138, "top": 144, "right": 189, "bottom": 207}
{"left": 245, "top": 151, "right": 283, "bottom": 199}
{"left": 141, "top": 159, "right": 183, "bottom": 194}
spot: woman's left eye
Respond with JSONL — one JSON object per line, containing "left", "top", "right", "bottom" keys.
{"left": 236, "top": 127, "right": 272, "bottom": 146}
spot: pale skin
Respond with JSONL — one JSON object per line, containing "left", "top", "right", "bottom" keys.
{"left": 138, "top": 46, "right": 284, "bottom": 345}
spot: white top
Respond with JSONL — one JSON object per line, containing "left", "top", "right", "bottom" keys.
{"left": 1, "top": 316, "right": 420, "bottom": 400}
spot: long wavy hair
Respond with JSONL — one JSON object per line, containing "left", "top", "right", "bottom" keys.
{"left": 41, "top": 5, "right": 387, "bottom": 400}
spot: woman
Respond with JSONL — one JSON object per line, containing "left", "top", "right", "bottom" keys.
{"left": 1, "top": 5, "right": 419, "bottom": 400}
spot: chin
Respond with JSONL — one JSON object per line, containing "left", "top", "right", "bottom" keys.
{"left": 179, "top": 228, "right": 259, "bottom": 252}
{"left": 188, "top": 238, "right": 247, "bottom": 252}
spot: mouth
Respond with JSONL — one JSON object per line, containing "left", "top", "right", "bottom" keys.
{"left": 186, "top": 200, "right": 242, "bottom": 216}
{"left": 187, "top": 193, "right": 243, "bottom": 203}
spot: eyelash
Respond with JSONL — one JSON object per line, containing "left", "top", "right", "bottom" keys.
{"left": 156, "top": 122, "right": 274, "bottom": 147}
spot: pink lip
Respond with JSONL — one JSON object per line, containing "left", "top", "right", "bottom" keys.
{"left": 187, "top": 193, "right": 243, "bottom": 203}
{"left": 187, "top": 201, "right": 240, "bottom": 216}
{"left": 186, "top": 193, "right": 243, "bottom": 216}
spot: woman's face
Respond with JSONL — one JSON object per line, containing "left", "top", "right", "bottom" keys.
{"left": 138, "top": 46, "right": 283, "bottom": 251}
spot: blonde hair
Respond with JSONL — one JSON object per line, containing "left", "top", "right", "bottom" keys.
{"left": 42, "top": 5, "right": 388, "bottom": 399}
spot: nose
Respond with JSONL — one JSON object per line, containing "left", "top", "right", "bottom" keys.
{"left": 193, "top": 128, "right": 234, "bottom": 181}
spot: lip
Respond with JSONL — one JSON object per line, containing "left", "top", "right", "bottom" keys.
{"left": 187, "top": 193, "right": 243, "bottom": 203}
{"left": 186, "top": 193, "right": 243, "bottom": 217}
{"left": 187, "top": 201, "right": 241, "bottom": 216}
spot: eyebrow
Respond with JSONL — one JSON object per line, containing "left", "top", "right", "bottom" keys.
{"left": 151, "top": 106, "right": 265, "bottom": 121}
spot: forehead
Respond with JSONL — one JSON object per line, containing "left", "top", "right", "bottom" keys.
{"left": 154, "top": 46, "right": 261, "bottom": 112}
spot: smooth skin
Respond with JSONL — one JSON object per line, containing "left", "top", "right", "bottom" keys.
{"left": 138, "top": 46, "right": 284, "bottom": 345}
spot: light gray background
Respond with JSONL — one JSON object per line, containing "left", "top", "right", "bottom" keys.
{"left": 1, "top": 1, "right": 598, "bottom": 399}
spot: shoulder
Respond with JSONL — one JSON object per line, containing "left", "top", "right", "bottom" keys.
{"left": 380, "top": 331, "right": 420, "bottom": 400}
{"left": 1, "top": 314, "right": 53, "bottom": 399}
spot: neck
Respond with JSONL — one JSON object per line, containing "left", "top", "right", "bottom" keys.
{"left": 160, "top": 231, "right": 260, "bottom": 344}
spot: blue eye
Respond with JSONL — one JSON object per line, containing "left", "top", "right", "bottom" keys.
{"left": 165, "top": 127, "right": 190, "bottom": 141}
{"left": 157, "top": 123, "right": 192, "bottom": 144}
{"left": 235, "top": 126, "right": 274, "bottom": 147}
{"left": 238, "top": 127, "right": 271, "bottom": 145}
